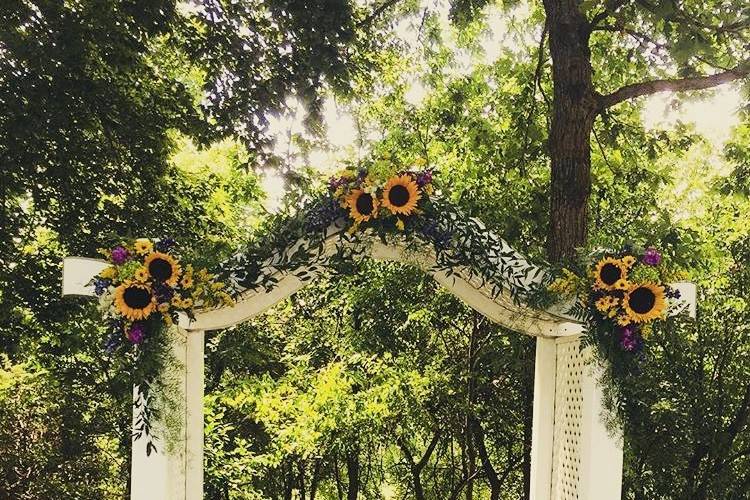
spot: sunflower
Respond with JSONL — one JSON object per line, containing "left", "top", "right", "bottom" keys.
{"left": 623, "top": 282, "right": 667, "bottom": 323}
{"left": 144, "top": 252, "right": 181, "bottom": 287}
{"left": 382, "top": 175, "right": 421, "bottom": 215}
{"left": 134, "top": 238, "right": 153, "bottom": 255}
{"left": 593, "top": 257, "right": 629, "bottom": 291}
{"left": 345, "top": 189, "right": 379, "bottom": 223}
{"left": 114, "top": 281, "right": 156, "bottom": 321}
{"left": 622, "top": 255, "right": 636, "bottom": 267}
{"left": 614, "top": 278, "right": 630, "bottom": 291}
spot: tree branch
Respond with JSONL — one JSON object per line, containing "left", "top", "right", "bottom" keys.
{"left": 589, "top": 0, "right": 630, "bottom": 28}
{"left": 599, "top": 61, "right": 750, "bottom": 109}
{"left": 358, "top": 0, "right": 403, "bottom": 27}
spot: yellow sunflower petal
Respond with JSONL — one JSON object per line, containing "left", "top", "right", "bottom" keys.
{"left": 144, "top": 252, "right": 182, "bottom": 287}
{"left": 623, "top": 282, "right": 666, "bottom": 323}
{"left": 114, "top": 281, "right": 156, "bottom": 321}
{"left": 134, "top": 238, "right": 153, "bottom": 255}
{"left": 382, "top": 175, "right": 421, "bottom": 216}
{"left": 593, "top": 257, "right": 629, "bottom": 291}
{"left": 345, "top": 189, "right": 379, "bottom": 223}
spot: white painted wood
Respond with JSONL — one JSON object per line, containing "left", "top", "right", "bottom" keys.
{"left": 129, "top": 324, "right": 204, "bottom": 500}
{"left": 62, "top": 245, "right": 699, "bottom": 500}
{"left": 187, "top": 274, "right": 306, "bottom": 331}
{"left": 184, "top": 327, "right": 205, "bottom": 499}
{"left": 131, "top": 327, "right": 188, "bottom": 500}
{"left": 578, "top": 347, "right": 623, "bottom": 500}
{"left": 62, "top": 257, "right": 108, "bottom": 296}
{"left": 671, "top": 281, "right": 697, "bottom": 318}
{"left": 530, "top": 337, "right": 557, "bottom": 500}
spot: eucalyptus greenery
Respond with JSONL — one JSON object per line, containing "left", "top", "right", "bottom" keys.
{"left": 218, "top": 192, "right": 549, "bottom": 305}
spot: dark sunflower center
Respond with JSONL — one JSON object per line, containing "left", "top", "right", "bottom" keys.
{"left": 149, "top": 258, "right": 173, "bottom": 281}
{"left": 600, "top": 263, "right": 622, "bottom": 285}
{"left": 123, "top": 286, "right": 152, "bottom": 309}
{"left": 629, "top": 287, "right": 656, "bottom": 314}
{"left": 388, "top": 185, "right": 410, "bottom": 207}
{"left": 355, "top": 193, "right": 374, "bottom": 216}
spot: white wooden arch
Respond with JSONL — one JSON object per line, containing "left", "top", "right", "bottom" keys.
{"left": 62, "top": 228, "right": 696, "bottom": 500}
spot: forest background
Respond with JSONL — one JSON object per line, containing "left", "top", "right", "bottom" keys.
{"left": 2, "top": 0, "right": 750, "bottom": 498}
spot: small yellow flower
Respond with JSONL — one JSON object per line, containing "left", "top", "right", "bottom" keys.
{"left": 595, "top": 295, "right": 619, "bottom": 313}
{"left": 171, "top": 296, "right": 183, "bottom": 307}
{"left": 396, "top": 219, "right": 405, "bottom": 231}
{"left": 641, "top": 323, "right": 653, "bottom": 339}
{"left": 163, "top": 313, "right": 173, "bottom": 326}
{"left": 134, "top": 238, "right": 153, "bottom": 255}
{"left": 218, "top": 292, "right": 234, "bottom": 306}
{"left": 181, "top": 275, "right": 194, "bottom": 288}
{"left": 614, "top": 278, "right": 630, "bottom": 291}
{"left": 595, "top": 297, "right": 610, "bottom": 312}
{"left": 134, "top": 267, "right": 149, "bottom": 282}
{"left": 211, "top": 281, "right": 225, "bottom": 291}
{"left": 158, "top": 302, "right": 170, "bottom": 313}
{"left": 181, "top": 298, "right": 193, "bottom": 309}
{"left": 617, "top": 314, "right": 631, "bottom": 326}
{"left": 100, "top": 266, "right": 117, "bottom": 279}
{"left": 622, "top": 255, "right": 636, "bottom": 267}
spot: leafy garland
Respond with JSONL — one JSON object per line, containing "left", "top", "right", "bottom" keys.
{"left": 92, "top": 238, "right": 232, "bottom": 454}
{"left": 91, "top": 168, "right": 688, "bottom": 453}
{"left": 216, "top": 168, "right": 547, "bottom": 304}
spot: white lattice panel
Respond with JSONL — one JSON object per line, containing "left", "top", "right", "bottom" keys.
{"left": 551, "top": 337, "right": 584, "bottom": 499}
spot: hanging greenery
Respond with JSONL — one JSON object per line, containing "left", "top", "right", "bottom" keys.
{"left": 91, "top": 238, "right": 233, "bottom": 454}
{"left": 538, "top": 246, "right": 689, "bottom": 424}
{"left": 90, "top": 167, "right": 692, "bottom": 455}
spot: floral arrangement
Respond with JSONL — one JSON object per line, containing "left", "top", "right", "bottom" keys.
{"left": 328, "top": 166, "right": 434, "bottom": 232}
{"left": 547, "top": 246, "right": 681, "bottom": 354}
{"left": 92, "top": 238, "right": 232, "bottom": 452}
{"left": 94, "top": 238, "right": 233, "bottom": 348}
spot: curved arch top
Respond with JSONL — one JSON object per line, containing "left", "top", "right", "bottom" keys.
{"left": 190, "top": 222, "right": 582, "bottom": 337}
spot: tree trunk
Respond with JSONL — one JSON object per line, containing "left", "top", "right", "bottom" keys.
{"left": 543, "top": 0, "right": 599, "bottom": 262}
{"left": 346, "top": 449, "right": 360, "bottom": 500}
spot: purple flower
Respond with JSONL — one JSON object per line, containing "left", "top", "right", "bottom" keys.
{"left": 127, "top": 322, "right": 146, "bottom": 344}
{"left": 416, "top": 170, "right": 433, "bottom": 187}
{"left": 619, "top": 325, "right": 640, "bottom": 352}
{"left": 104, "top": 320, "right": 124, "bottom": 353}
{"left": 111, "top": 246, "right": 129, "bottom": 265}
{"left": 642, "top": 247, "right": 662, "bottom": 266}
{"left": 153, "top": 283, "right": 174, "bottom": 302}
{"left": 94, "top": 278, "right": 111, "bottom": 296}
{"left": 328, "top": 176, "right": 346, "bottom": 192}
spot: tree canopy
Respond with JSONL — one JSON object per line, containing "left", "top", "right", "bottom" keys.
{"left": 1, "top": 0, "right": 750, "bottom": 499}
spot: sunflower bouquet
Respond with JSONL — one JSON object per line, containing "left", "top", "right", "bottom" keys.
{"left": 548, "top": 246, "right": 681, "bottom": 354}
{"left": 328, "top": 166, "right": 434, "bottom": 232}
{"left": 92, "top": 238, "right": 233, "bottom": 351}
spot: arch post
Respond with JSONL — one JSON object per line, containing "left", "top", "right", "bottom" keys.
{"left": 130, "top": 322, "right": 204, "bottom": 500}
{"left": 530, "top": 336, "right": 557, "bottom": 500}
